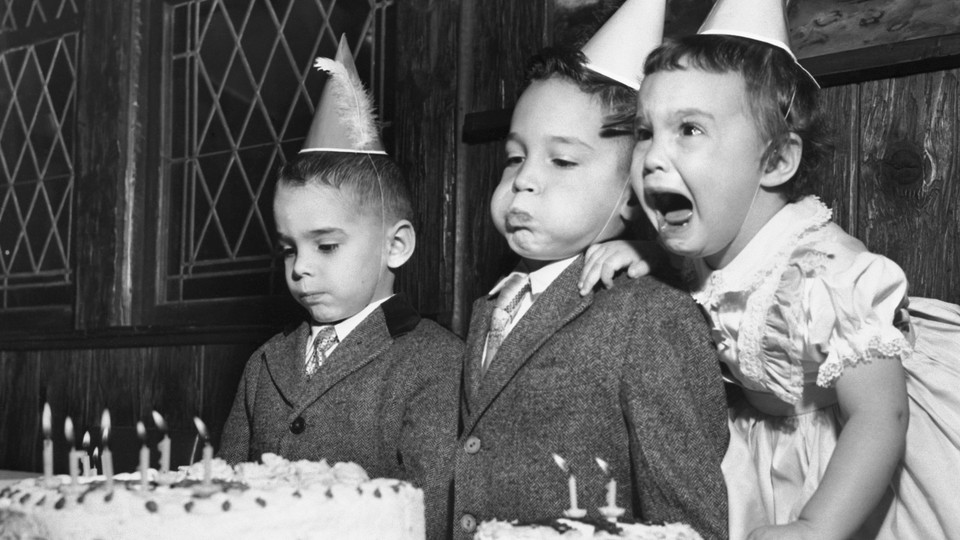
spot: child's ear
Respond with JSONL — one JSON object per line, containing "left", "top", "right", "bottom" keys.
{"left": 618, "top": 189, "right": 643, "bottom": 222}
{"left": 385, "top": 219, "right": 416, "bottom": 269}
{"left": 761, "top": 132, "right": 803, "bottom": 188}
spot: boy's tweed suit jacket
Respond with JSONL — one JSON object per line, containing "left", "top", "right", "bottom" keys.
{"left": 452, "top": 256, "right": 729, "bottom": 540}
{"left": 219, "top": 293, "right": 463, "bottom": 540}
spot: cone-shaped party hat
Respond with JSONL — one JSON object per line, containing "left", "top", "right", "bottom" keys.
{"left": 580, "top": 0, "right": 666, "bottom": 90}
{"left": 581, "top": 0, "right": 666, "bottom": 90}
{"left": 698, "top": 0, "right": 818, "bottom": 87}
{"left": 300, "top": 35, "right": 386, "bottom": 154}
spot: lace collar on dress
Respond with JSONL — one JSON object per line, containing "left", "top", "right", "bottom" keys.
{"left": 688, "top": 196, "right": 834, "bottom": 307}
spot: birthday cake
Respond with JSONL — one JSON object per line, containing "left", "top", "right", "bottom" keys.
{"left": 474, "top": 518, "right": 703, "bottom": 540}
{"left": 0, "top": 453, "right": 425, "bottom": 540}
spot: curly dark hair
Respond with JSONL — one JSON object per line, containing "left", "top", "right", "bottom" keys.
{"left": 644, "top": 34, "right": 829, "bottom": 201}
{"left": 523, "top": 46, "right": 637, "bottom": 130}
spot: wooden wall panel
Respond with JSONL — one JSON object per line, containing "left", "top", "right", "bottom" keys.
{"left": 393, "top": 0, "right": 462, "bottom": 328}
{"left": 200, "top": 344, "right": 254, "bottom": 447}
{"left": 0, "top": 351, "right": 40, "bottom": 471}
{"left": 74, "top": 0, "right": 141, "bottom": 328}
{"left": 858, "top": 70, "right": 960, "bottom": 303}
{"left": 817, "top": 85, "right": 859, "bottom": 233}
{"left": 0, "top": 343, "right": 252, "bottom": 473}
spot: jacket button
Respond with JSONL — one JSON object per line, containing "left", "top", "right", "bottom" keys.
{"left": 459, "top": 513, "right": 477, "bottom": 532}
{"left": 289, "top": 416, "right": 305, "bottom": 434}
{"left": 463, "top": 436, "right": 481, "bottom": 454}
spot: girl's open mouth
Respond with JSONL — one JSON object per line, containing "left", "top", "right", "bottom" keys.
{"left": 649, "top": 192, "right": 693, "bottom": 226}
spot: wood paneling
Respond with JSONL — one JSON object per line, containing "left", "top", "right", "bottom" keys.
{"left": 858, "top": 70, "right": 960, "bottom": 303}
{"left": 0, "top": 343, "right": 253, "bottom": 473}
{"left": 818, "top": 85, "right": 859, "bottom": 232}
{"left": 0, "top": 351, "right": 41, "bottom": 471}
{"left": 74, "top": 0, "right": 142, "bottom": 328}
{"left": 393, "top": 0, "right": 462, "bottom": 329}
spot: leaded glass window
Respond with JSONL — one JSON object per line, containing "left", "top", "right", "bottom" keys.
{"left": 160, "top": 0, "right": 392, "bottom": 304}
{"left": 0, "top": 0, "right": 80, "bottom": 310}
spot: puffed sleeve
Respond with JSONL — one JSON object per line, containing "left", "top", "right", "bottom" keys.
{"left": 807, "top": 251, "right": 913, "bottom": 387}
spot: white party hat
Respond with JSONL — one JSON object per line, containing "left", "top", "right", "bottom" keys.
{"left": 580, "top": 0, "right": 666, "bottom": 90}
{"left": 300, "top": 35, "right": 386, "bottom": 154}
{"left": 698, "top": 0, "right": 818, "bottom": 87}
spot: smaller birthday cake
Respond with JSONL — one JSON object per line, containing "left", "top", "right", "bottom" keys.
{"left": 474, "top": 517, "right": 703, "bottom": 540}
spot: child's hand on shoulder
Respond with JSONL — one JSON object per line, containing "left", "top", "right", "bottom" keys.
{"left": 578, "top": 240, "right": 660, "bottom": 296}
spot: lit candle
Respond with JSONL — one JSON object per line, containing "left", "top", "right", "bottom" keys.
{"left": 41, "top": 403, "right": 55, "bottom": 486}
{"left": 595, "top": 457, "right": 624, "bottom": 521}
{"left": 137, "top": 421, "right": 150, "bottom": 490}
{"left": 64, "top": 416, "right": 79, "bottom": 485}
{"left": 152, "top": 410, "right": 171, "bottom": 474}
{"left": 193, "top": 417, "right": 213, "bottom": 488}
{"left": 81, "top": 431, "right": 92, "bottom": 477}
{"left": 552, "top": 453, "right": 586, "bottom": 518}
{"left": 92, "top": 447, "right": 100, "bottom": 476}
{"left": 100, "top": 409, "right": 114, "bottom": 492}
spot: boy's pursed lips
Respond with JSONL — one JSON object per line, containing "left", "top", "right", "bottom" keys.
{"left": 505, "top": 209, "right": 533, "bottom": 230}
{"left": 297, "top": 291, "right": 326, "bottom": 303}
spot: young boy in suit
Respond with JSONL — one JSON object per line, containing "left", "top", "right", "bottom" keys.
{"left": 452, "top": 3, "right": 728, "bottom": 539}
{"left": 219, "top": 39, "right": 463, "bottom": 540}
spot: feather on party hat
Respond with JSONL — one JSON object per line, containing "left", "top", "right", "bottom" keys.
{"left": 300, "top": 35, "right": 386, "bottom": 154}
{"left": 580, "top": 0, "right": 666, "bottom": 90}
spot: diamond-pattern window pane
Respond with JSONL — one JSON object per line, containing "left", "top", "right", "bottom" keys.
{"left": 0, "top": 0, "right": 79, "bottom": 310}
{"left": 164, "top": 0, "right": 392, "bottom": 302}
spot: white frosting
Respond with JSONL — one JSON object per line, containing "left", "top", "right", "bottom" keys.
{"left": 0, "top": 453, "right": 424, "bottom": 540}
{"left": 474, "top": 519, "right": 703, "bottom": 540}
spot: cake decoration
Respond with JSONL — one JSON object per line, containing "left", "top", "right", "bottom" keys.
{"left": 0, "top": 453, "right": 426, "bottom": 540}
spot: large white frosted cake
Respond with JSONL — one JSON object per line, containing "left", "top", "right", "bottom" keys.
{"left": 0, "top": 453, "right": 424, "bottom": 540}
{"left": 474, "top": 518, "right": 703, "bottom": 540}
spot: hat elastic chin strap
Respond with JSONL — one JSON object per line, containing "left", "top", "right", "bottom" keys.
{"left": 362, "top": 152, "right": 387, "bottom": 308}
{"left": 587, "top": 175, "right": 632, "bottom": 250}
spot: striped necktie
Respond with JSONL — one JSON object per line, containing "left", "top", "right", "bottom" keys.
{"left": 305, "top": 325, "right": 338, "bottom": 377}
{"left": 483, "top": 273, "right": 531, "bottom": 371}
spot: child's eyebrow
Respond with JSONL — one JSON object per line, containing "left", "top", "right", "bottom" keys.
{"left": 305, "top": 228, "right": 346, "bottom": 238}
{"left": 275, "top": 228, "right": 345, "bottom": 242}
{"left": 548, "top": 135, "right": 593, "bottom": 150}
{"left": 672, "top": 108, "right": 715, "bottom": 120}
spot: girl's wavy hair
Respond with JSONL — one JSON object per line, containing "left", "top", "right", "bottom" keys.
{"left": 523, "top": 46, "right": 637, "bottom": 133}
{"left": 644, "top": 34, "right": 829, "bottom": 201}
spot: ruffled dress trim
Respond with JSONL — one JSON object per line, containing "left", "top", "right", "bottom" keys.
{"left": 688, "top": 197, "right": 833, "bottom": 308}
{"left": 687, "top": 197, "right": 913, "bottom": 403}
{"left": 817, "top": 327, "right": 912, "bottom": 388}
{"left": 687, "top": 198, "right": 834, "bottom": 402}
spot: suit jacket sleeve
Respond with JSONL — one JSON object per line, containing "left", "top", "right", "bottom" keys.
{"left": 218, "top": 351, "right": 261, "bottom": 463}
{"left": 622, "top": 284, "right": 729, "bottom": 540}
{"left": 396, "top": 323, "right": 464, "bottom": 540}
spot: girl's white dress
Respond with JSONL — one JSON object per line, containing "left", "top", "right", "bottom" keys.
{"left": 688, "top": 196, "right": 960, "bottom": 539}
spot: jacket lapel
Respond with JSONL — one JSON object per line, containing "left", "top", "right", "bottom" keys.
{"left": 462, "top": 257, "right": 594, "bottom": 434}
{"left": 293, "top": 311, "right": 390, "bottom": 413}
{"left": 462, "top": 297, "right": 494, "bottom": 414}
{"left": 292, "top": 295, "right": 420, "bottom": 414}
{"left": 262, "top": 321, "right": 311, "bottom": 407}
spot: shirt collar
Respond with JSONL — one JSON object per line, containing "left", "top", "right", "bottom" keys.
{"left": 689, "top": 196, "right": 832, "bottom": 303}
{"left": 311, "top": 295, "right": 393, "bottom": 343}
{"left": 488, "top": 255, "right": 579, "bottom": 298}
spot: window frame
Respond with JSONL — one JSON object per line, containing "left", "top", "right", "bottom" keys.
{"left": 0, "top": 0, "right": 396, "bottom": 341}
